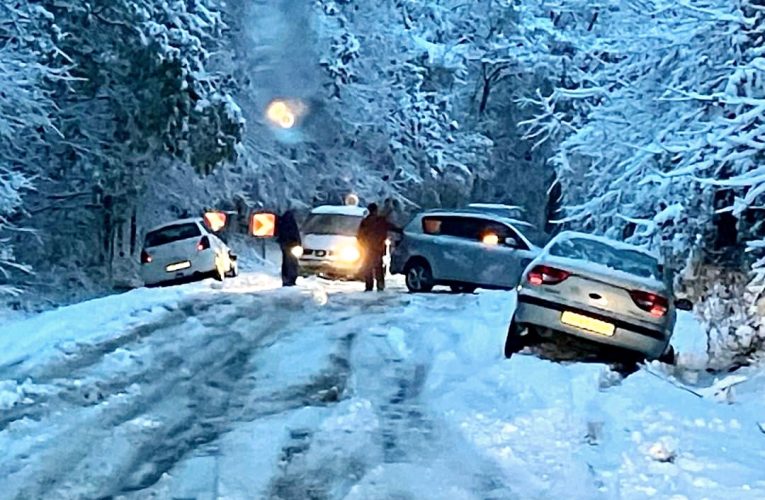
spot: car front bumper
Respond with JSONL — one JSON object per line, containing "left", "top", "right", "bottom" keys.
{"left": 299, "top": 258, "right": 362, "bottom": 280}
{"left": 514, "top": 292, "right": 670, "bottom": 360}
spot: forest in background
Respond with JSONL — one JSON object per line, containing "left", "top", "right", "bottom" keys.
{"left": 2, "top": 0, "right": 764, "bottom": 367}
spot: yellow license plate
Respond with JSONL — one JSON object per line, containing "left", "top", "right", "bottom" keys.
{"left": 166, "top": 261, "right": 191, "bottom": 272}
{"left": 561, "top": 311, "right": 615, "bottom": 336}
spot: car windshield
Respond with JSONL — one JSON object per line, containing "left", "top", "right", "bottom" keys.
{"left": 549, "top": 237, "right": 661, "bottom": 279}
{"left": 302, "top": 214, "right": 363, "bottom": 236}
{"left": 145, "top": 223, "right": 201, "bottom": 247}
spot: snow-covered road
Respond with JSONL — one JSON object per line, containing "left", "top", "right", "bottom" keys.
{"left": 1, "top": 273, "right": 764, "bottom": 499}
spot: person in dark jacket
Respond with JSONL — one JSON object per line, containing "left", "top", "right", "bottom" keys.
{"left": 276, "top": 209, "right": 301, "bottom": 286}
{"left": 357, "top": 203, "right": 392, "bottom": 291}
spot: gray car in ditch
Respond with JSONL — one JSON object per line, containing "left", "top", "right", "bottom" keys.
{"left": 505, "top": 231, "right": 692, "bottom": 363}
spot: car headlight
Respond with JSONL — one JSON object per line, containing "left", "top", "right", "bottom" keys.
{"left": 337, "top": 245, "right": 361, "bottom": 262}
{"left": 291, "top": 245, "right": 304, "bottom": 258}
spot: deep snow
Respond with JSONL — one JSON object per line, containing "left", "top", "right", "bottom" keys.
{"left": 0, "top": 272, "right": 763, "bottom": 499}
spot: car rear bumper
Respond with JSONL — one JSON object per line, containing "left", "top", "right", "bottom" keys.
{"left": 514, "top": 293, "right": 670, "bottom": 359}
{"left": 390, "top": 251, "right": 407, "bottom": 275}
{"left": 141, "top": 251, "right": 217, "bottom": 286}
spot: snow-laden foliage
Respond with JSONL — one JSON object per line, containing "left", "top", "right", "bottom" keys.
{"left": 312, "top": 0, "right": 496, "bottom": 208}
{"left": 0, "top": 2, "right": 61, "bottom": 295}
{"left": 226, "top": 0, "right": 556, "bottom": 220}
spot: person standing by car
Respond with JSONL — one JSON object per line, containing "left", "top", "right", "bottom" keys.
{"left": 276, "top": 209, "right": 301, "bottom": 286}
{"left": 358, "top": 203, "right": 392, "bottom": 291}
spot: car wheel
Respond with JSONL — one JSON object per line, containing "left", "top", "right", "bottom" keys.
{"left": 225, "top": 254, "right": 239, "bottom": 278}
{"left": 405, "top": 260, "right": 433, "bottom": 293}
{"left": 450, "top": 284, "right": 476, "bottom": 294}
{"left": 658, "top": 345, "right": 676, "bottom": 365}
{"left": 612, "top": 360, "right": 641, "bottom": 377}
{"left": 504, "top": 319, "right": 525, "bottom": 359}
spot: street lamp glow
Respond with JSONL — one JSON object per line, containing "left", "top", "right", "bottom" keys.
{"left": 266, "top": 99, "right": 297, "bottom": 129}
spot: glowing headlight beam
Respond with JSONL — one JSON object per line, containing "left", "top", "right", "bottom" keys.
{"left": 338, "top": 245, "right": 361, "bottom": 263}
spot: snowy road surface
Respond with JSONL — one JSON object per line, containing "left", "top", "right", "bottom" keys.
{"left": 1, "top": 273, "right": 764, "bottom": 499}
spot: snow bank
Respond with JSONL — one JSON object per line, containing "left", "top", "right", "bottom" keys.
{"left": 0, "top": 272, "right": 281, "bottom": 370}
{"left": 379, "top": 290, "right": 765, "bottom": 499}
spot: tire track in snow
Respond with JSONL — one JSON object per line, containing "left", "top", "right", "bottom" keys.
{"left": 0, "top": 290, "right": 356, "bottom": 499}
{"left": 262, "top": 293, "right": 518, "bottom": 500}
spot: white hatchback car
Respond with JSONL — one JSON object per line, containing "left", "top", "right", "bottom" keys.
{"left": 140, "top": 218, "right": 237, "bottom": 286}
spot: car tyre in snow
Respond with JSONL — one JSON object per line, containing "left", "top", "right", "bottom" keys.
{"left": 450, "top": 284, "right": 477, "bottom": 294}
{"left": 225, "top": 254, "right": 239, "bottom": 278}
{"left": 504, "top": 319, "right": 525, "bottom": 358}
{"left": 658, "top": 345, "right": 676, "bottom": 365}
{"left": 611, "top": 360, "right": 641, "bottom": 377}
{"left": 405, "top": 260, "right": 434, "bottom": 293}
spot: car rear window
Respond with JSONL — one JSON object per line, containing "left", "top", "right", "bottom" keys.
{"left": 145, "top": 223, "right": 202, "bottom": 247}
{"left": 549, "top": 237, "right": 661, "bottom": 279}
{"left": 303, "top": 214, "right": 363, "bottom": 236}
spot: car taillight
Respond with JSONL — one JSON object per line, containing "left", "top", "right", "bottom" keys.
{"left": 630, "top": 290, "right": 669, "bottom": 318}
{"left": 140, "top": 250, "right": 152, "bottom": 264}
{"left": 527, "top": 265, "right": 570, "bottom": 286}
{"left": 197, "top": 236, "right": 210, "bottom": 252}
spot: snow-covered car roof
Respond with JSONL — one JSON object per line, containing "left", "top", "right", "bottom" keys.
{"left": 310, "top": 205, "right": 368, "bottom": 217}
{"left": 147, "top": 217, "right": 204, "bottom": 233}
{"left": 549, "top": 231, "right": 659, "bottom": 260}
{"left": 423, "top": 208, "right": 534, "bottom": 228}
{"left": 467, "top": 203, "right": 525, "bottom": 212}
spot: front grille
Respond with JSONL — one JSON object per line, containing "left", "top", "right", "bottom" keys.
{"left": 304, "top": 249, "right": 333, "bottom": 257}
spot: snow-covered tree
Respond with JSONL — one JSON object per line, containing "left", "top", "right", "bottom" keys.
{"left": 12, "top": 0, "right": 244, "bottom": 287}
{"left": 0, "top": 2, "right": 60, "bottom": 295}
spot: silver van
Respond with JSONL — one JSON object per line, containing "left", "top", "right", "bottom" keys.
{"left": 390, "top": 209, "right": 540, "bottom": 293}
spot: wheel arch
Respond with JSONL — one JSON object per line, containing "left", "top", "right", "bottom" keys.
{"left": 404, "top": 255, "right": 432, "bottom": 273}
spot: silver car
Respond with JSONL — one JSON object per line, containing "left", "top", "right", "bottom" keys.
{"left": 298, "top": 205, "right": 368, "bottom": 280}
{"left": 505, "top": 231, "right": 692, "bottom": 363}
{"left": 140, "top": 218, "right": 237, "bottom": 286}
{"left": 391, "top": 209, "right": 540, "bottom": 293}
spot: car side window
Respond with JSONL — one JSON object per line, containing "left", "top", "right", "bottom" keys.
{"left": 441, "top": 217, "right": 480, "bottom": 239}
{"left": 422, "top": 216, "right": 479, "bottom": 240}
{"left": 422, "top": 216, "right": 529, "bottom": 249}
{"left": 479, "top": 221, "right": 529, "bottom": 250}
{"left": 422, "top": 216, "right": 443, "bottom": 235}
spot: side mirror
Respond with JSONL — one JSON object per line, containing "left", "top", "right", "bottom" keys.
{"left": 675, "top": 298, "right": 693, "bottom": 311}
{"left": 504, "top": 237, "right": 520, "bottom": 248}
